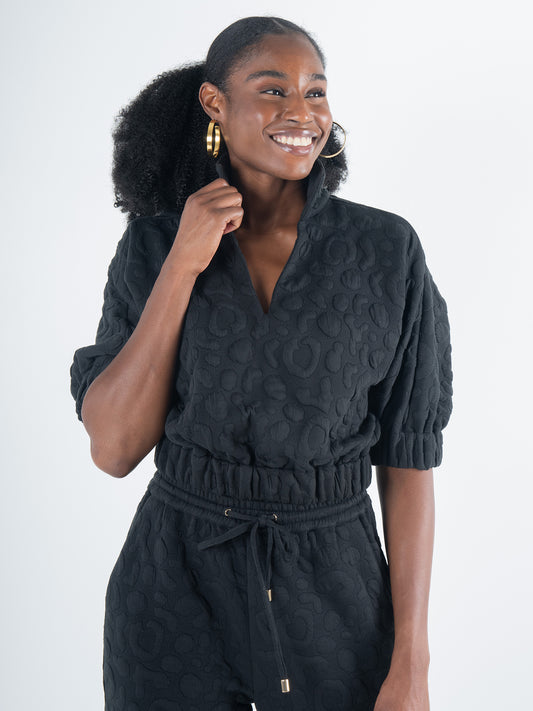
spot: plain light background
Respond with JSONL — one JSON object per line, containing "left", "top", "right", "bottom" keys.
{"left": 1, "top": 0, "right": 531, "bottom": 709}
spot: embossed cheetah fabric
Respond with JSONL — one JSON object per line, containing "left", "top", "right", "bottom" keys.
{"left": 70, "top": 156, "right": 453, "bottom": 710}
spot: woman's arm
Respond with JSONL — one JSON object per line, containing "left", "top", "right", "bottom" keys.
{"left": 81, "top": 179, "right": 243, "bottom": 478}
{"left": 373, "top": 465, "right": 434, "bottom": 711}
{"left": 81, "top": 259, "right": 198, "bottom": 478}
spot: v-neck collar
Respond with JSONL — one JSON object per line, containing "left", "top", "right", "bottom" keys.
{"left": 214, "top": 155, "right": 330, "bottom": 318}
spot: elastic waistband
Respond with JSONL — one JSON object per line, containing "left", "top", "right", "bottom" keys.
{"left": 147, "top": 469, "right": 372, "bottom": 529}
{"left": 147, "top": 467, "right": 373, "bottom": 698}
{"left": 154, "top": 440, "right": 373, "bottom": 506}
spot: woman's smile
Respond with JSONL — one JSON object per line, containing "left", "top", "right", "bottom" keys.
{"left": 270, "top": 130, "right": 317, "bottom": 151}
{"left": 201, "top": 32, "right": 332, "bottom": 184}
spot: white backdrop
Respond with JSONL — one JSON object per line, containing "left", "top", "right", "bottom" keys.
{"left": 1, "top": 1, "right": 532, "bottom": 709}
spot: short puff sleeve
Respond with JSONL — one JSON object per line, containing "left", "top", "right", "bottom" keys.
{"left": 368, "top": 225, "right": 453, "bottom": 469}
{"left": 70, "top": 223, "right": 139, "bottom": 421}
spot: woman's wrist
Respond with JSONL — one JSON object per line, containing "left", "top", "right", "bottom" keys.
{"left": 390, "top": 633, "right": 430, "bottom": 673}
{"left": 161, "top": 251, "right": 201, "bottom": 282}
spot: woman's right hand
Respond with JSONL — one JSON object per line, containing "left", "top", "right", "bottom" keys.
{"left": 169, "top": 178, "right": 244, "bottom": 276}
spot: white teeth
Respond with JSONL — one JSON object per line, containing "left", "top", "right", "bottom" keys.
{"left": 272, "top": 135, "right": 312, "bottom": 147}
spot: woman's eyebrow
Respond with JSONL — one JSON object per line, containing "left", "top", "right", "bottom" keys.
{"left": 245, "top": 70, "right": 327, "bottom": 82}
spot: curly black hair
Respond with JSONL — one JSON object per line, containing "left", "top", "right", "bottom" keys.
{"left": 112, "top": 17, "right": 348, "bottom": 223}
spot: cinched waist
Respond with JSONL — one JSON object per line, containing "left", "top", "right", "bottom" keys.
{"left": 154, "top": 440, "right": 373, "bottom": 506}
{"left": 147, "top": 476, "right": 372, "bottom": 697}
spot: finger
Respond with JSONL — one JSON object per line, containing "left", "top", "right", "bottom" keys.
{"left": 198, "top": 177, "right": 229, "bottom": 192}
{"left": 222, "top": 221, "right": 238, "bottom": 235}
{"left": 211, "top": 192, "right": 243, "bottom": 209}
{"left": 218, "top": 209, "right": 244, "bottom": 235}
{"left": 194, "top": 187, "right": 242, "bottom": 211}
{"left": 190, "top": 184, "right": 242, "bottom": 206}
{"left": 221, "top": 209, "right": 244, "bottom": 234}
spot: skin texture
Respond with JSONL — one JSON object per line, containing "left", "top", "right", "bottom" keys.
{"left": 81, "top": 31, "right": 434, "bottom": 710}
{"left": 373, "top": 466, "right": 434, "bottom": 711}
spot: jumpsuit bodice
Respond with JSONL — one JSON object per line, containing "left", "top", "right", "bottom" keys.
{"left": 70, "top": 158, "right": 453, "bottom": 506}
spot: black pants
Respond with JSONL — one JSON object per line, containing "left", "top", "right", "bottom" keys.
{"left": 103, "top": 472, "right": 394, "bottom": 710}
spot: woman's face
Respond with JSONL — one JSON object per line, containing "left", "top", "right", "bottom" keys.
{"left": 210, "top": 33, "right": 333, "bottom": 183}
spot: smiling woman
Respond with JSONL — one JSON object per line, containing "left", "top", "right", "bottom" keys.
{"left": 70, "top": 15, "right": 453, "bottom": 711}
{"left": 199, "top": 33, "right": 332, "bottom": 184}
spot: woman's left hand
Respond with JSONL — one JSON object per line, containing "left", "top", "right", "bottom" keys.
{"left": 373, "top": 665, "right": 430, "bottom": 711}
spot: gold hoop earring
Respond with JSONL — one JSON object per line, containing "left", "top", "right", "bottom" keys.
{"left": 319, "top": 121, "right": 347, "bottom": 159}
{"left": 206, "top": 119, "right": 221, "bottom": 158}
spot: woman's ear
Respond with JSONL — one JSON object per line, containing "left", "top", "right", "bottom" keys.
{"left": 198, "top": 82, "right": 226, "bottom": 122}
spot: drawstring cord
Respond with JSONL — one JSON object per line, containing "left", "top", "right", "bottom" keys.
{"left": 197, "top": 508, "right": 291, "bottom": 694}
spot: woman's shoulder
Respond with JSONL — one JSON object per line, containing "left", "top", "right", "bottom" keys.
{"left": 126, "top": 210, "right": 182, "bottom": 241}
{"left": 114, "top": 211, "right": 181, "bottom": 260}
{"left": 324, "top": 193, "right": 414, "bottom": 238}
{"left": 324, "top": 194, "right": 429, "bottom": 262}
{"left": 106, "top": 211, "right": 182, "bottom": 287}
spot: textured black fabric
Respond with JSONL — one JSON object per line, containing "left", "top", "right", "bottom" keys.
{"left": 103, "top": 479, "right": 394, "bottom": 710}
{"left": 71, "top": 158, "right": 453, "bottom": 497}
{"left": 70, "top": 157, "right": 453, "bottom": 709}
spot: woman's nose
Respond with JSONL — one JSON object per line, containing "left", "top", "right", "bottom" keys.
{"left": 281, "top": 93, "right": 312, "bottom": 123}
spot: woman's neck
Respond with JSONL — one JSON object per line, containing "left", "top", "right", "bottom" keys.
{"left": 229, "top": 165, "right": 307, "bottom": 234}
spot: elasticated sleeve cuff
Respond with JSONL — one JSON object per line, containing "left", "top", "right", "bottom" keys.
{"left": 70, "top": 223, "right": 137, "bottom": 421}
{"left": 369, "top": 429, "right": 443, "bottom": 470}
{"left": 368, "top": 224, "right": 453, "bottom": 469}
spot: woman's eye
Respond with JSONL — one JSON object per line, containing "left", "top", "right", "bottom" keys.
{"left": 261, "top": 88, "right": 326, "bottom": 98}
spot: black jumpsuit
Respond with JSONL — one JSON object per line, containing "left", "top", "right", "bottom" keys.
{"left": 71, "top": 157, "right": 453, "bottom": 711}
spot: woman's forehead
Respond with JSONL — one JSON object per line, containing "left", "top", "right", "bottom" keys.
{"left": 230, "top": 33, "right": 325, "bottom": 78}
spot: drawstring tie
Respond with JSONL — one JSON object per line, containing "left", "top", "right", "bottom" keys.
{"left": 197, "top": 508, "right": 291, "bottom": 694}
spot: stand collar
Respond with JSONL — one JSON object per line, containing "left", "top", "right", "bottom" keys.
{"left": 214, "top": 154, "right": 330, "bottom": 221}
